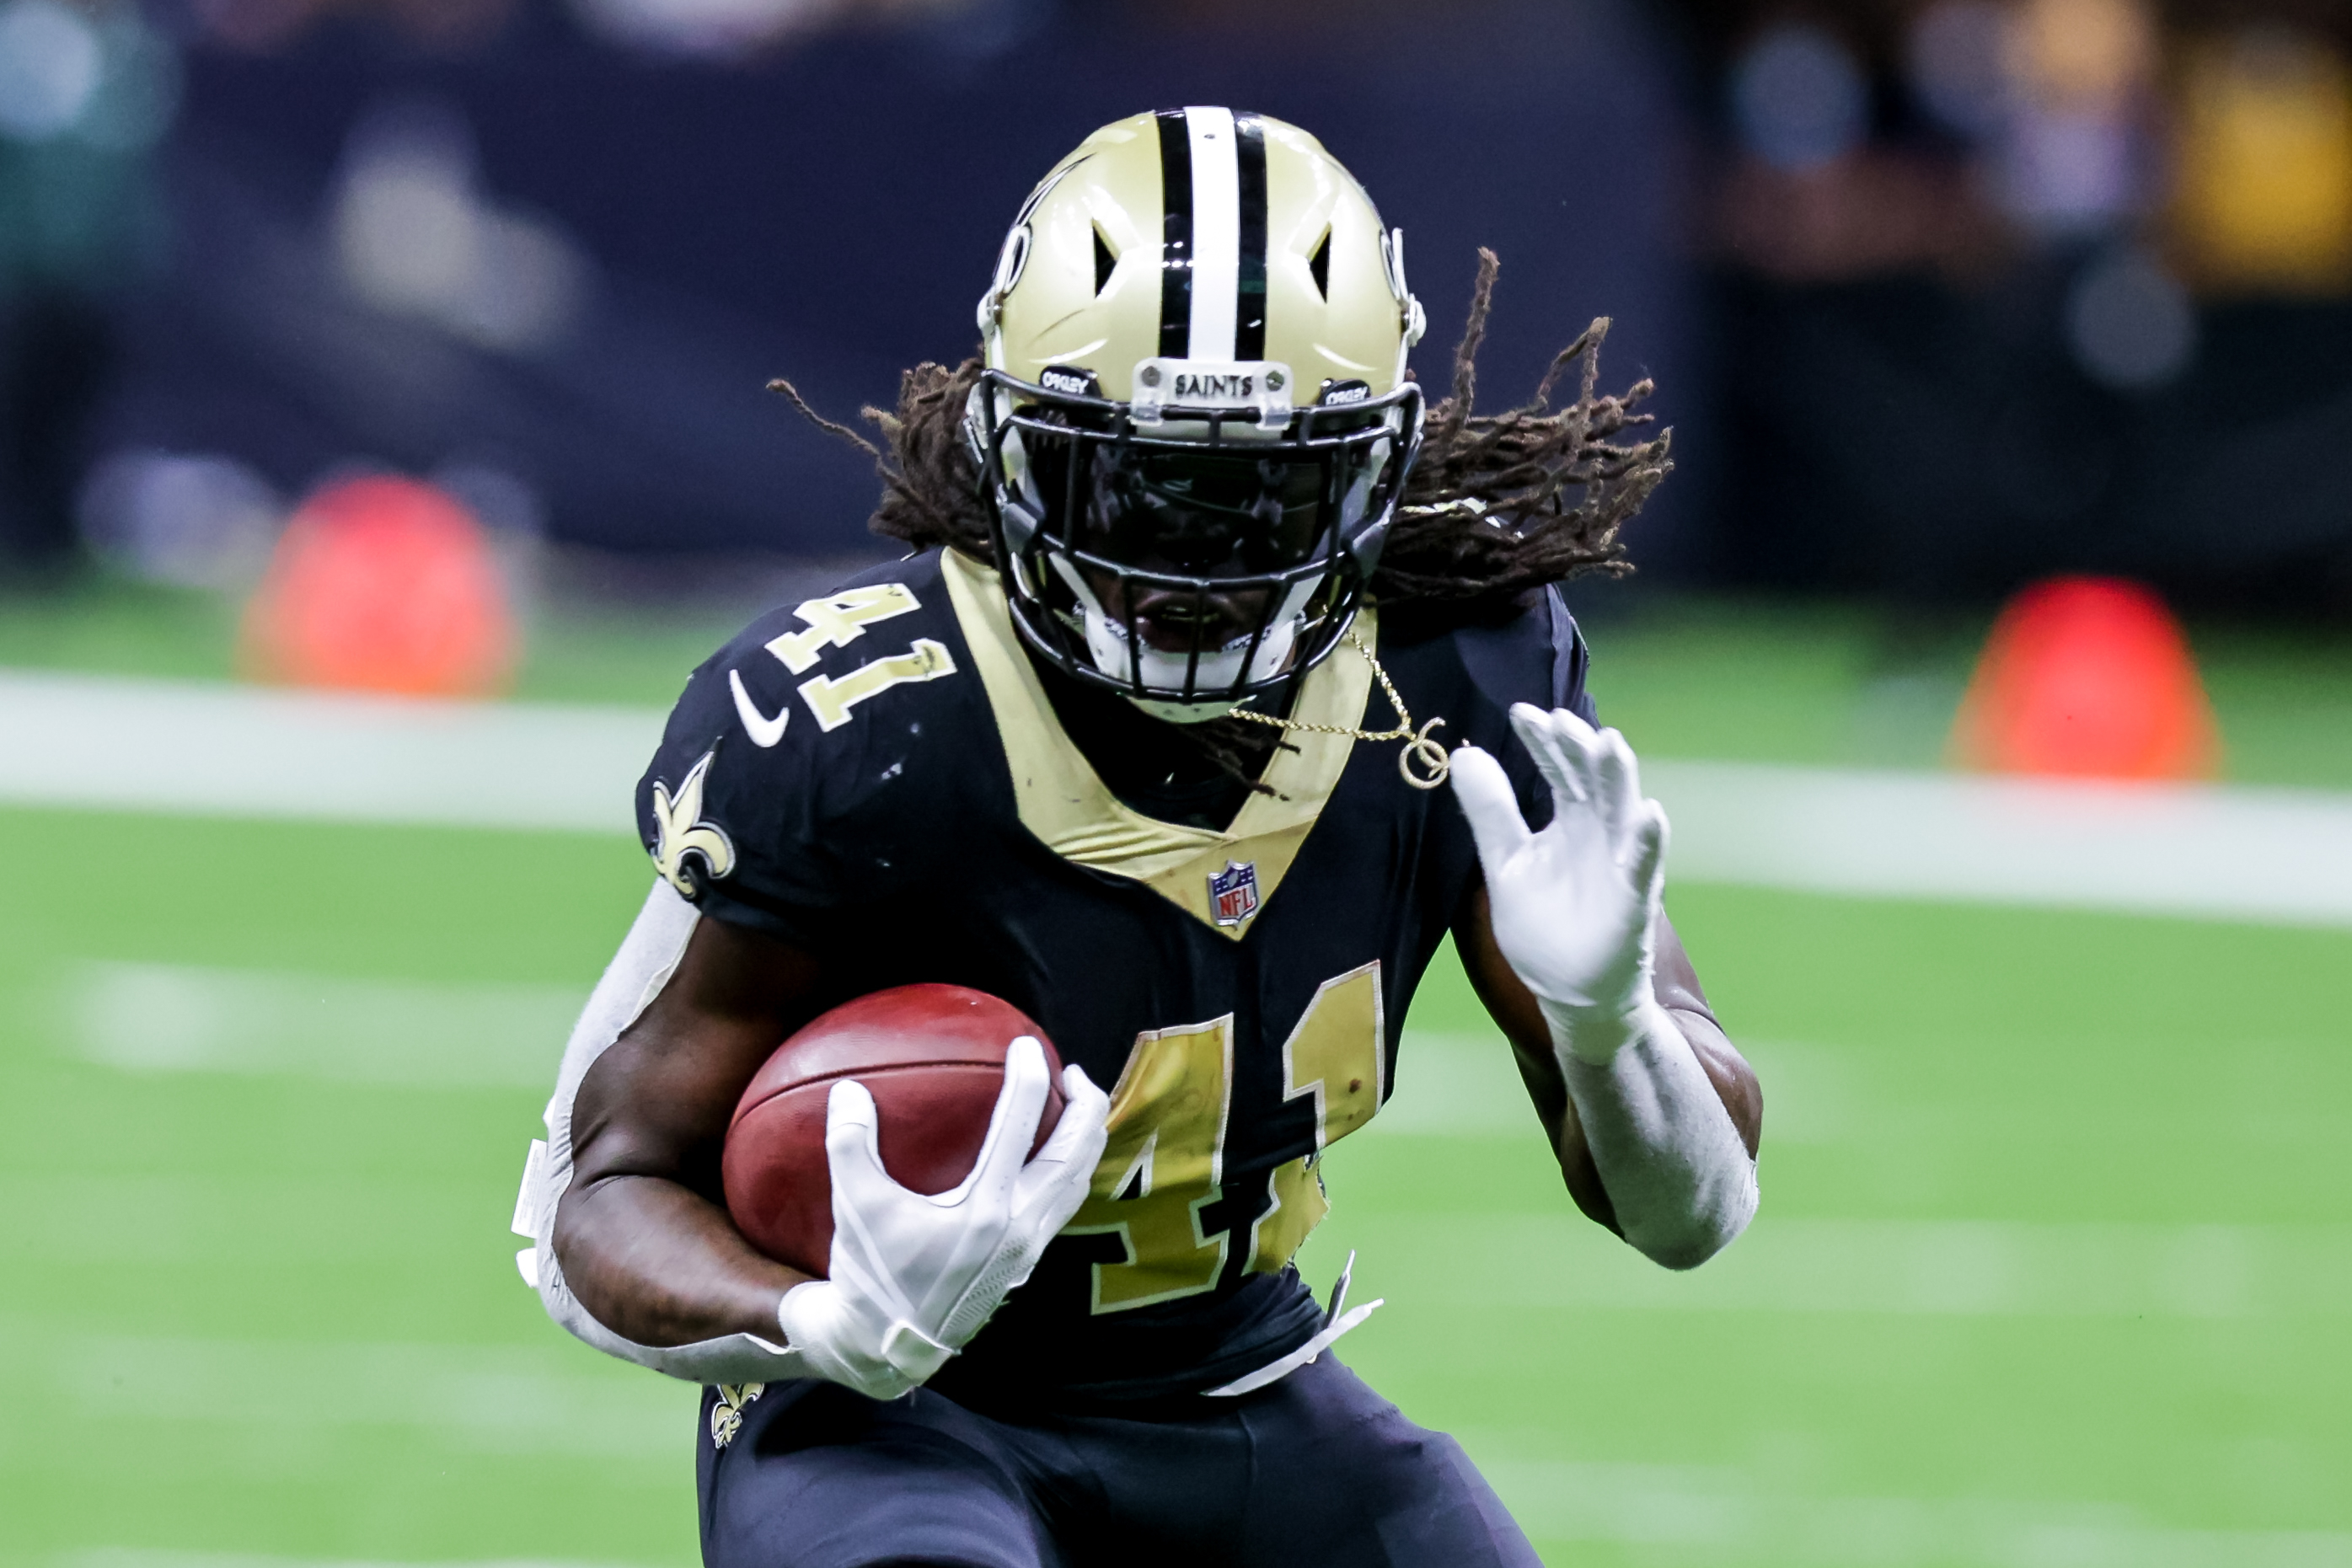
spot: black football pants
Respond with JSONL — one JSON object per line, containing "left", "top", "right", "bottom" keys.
{"left": 696, "top": 1355, "right": 1540, "bottom": 1568}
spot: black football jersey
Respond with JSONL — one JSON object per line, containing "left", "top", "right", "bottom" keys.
{"left": 636, "top": 548, "right": 1591, "bottom": 1412}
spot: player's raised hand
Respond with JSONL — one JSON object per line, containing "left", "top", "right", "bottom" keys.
{"left": 1449, "top": 704, "right": 1669, "bottom": 1061}
{"left": 777, "top": 1037, "right": 1108, "bottom": 1399}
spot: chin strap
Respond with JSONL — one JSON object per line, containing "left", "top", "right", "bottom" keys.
{"left": 1227, "top": 632, "right": 1451, "bottom": 790}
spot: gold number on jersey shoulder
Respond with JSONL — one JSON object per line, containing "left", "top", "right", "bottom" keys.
{"left": 764, "top": 583, "right": 920, "bottom": 675}
{"left": 797, "top": 640, "right": 958, "bottom": 732}
{"left": 1065, "top": 1015, "right": 1235, "bottom": 1313}
{"left": 1247, "top": 961, "right": 1385, "bottom": 1275}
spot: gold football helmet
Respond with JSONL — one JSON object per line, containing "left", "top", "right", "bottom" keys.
{"left": 967, "top": 108, "right": 1428, "bottom": 715}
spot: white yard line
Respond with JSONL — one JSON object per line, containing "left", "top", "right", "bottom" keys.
{"left": 66, "top": 961, "right": 585, "bottom": 1089}
{"left": 56, "top": 1490, "right": 2352, "bottom": 1568}
{"left": 29, "top": 1333, "right": 688, "bottom": 1457}
{"left": 55, "top": 1437, "right": 2352, "bottom": 1567}
{"left": 6, "top": 670, "right": 2352, "bottom": 926}
{"left": 55, "top": 1474, "right": 2352, "bottom": 1568}
{"left": 0, "top": 669, "right": 656, "bottom": 834}
{"left": 1647, "top": 759, "right": 2352, "bottom": 928}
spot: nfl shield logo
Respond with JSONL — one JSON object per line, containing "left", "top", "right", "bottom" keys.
{"left": 1209, "top": 861, "right": 1261, "bottom": 927}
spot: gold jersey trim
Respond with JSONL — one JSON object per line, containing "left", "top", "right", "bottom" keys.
{"left": 939, "top": 549, "right": 1374, "bottom": 940}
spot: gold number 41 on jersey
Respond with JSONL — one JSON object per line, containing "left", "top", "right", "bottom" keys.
{"left": 764, "top": 584, "right": 920, "bottom": 673}
{"left": 1065, "top": 962, "right": 1385, "bottom": 1314}
{"left": 753, "top": 583, "right": 961, "bottom": 733}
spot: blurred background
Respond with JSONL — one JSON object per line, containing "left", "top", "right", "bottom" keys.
{"left": 10, "top": 0, "right": 2352, "bottom": 610}
{"left": 3, "top": 1, "right": 2350, "bottom": 1565}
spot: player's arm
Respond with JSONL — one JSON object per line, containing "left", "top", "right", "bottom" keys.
{"left": 555, "top": 912, "right": 823, "bottom": 1348}
{"left": 1457, "top": 892, "right": 1760, "bottom": 1240}
{"left": 549, "top": 899, "right": 1110, "bottom": 1396}
{"left": 1449, "top": 706, "right": 1762, "bottom": 1269}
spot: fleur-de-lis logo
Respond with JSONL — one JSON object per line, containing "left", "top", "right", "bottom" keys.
{"left": 651, "top": 750, "right": 737, "bottom": 897}
{"left": 710, "top": 1381, "right": 764, "bottom": 1449}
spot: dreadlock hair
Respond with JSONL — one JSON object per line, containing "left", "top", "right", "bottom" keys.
{"left": 769, "top": 246, "right": 1669, "bottom": 609}
{"left": 1378, "top": 248, "right": 1671, "bottom": 615}
{"left": 765, "top": 367, "right": 991, "bottom": 561}
{"left": 765, "top": 248, "right": 1669, "bottom": 787}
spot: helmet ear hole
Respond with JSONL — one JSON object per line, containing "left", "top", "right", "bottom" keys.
{"left": 1093, "top": 225, "right": 1118, "bottom": 297}
{"left": 1308, "top": 227, "right": 1332, "bottom": 301}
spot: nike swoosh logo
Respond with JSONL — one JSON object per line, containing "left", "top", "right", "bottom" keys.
{"left": 729, "top": 668, "right": 789, "bottom": 747}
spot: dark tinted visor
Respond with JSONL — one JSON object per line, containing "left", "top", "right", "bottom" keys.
{"left": 1077, "top": 446, "right": 1336, "bottom": 579}
{"left": 993, "top": 372, "right": 1413, "bottom": 594}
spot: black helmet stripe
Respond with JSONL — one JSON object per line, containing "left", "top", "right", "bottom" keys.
{"left": 1154, "top": 110, "right": 1192, "bottom": 360}
{"left": 1155, "top": 107, "right": 1268, "bottom": 364}
{"left": 1235, "top": 114, "right": 1269, "bottom": 361}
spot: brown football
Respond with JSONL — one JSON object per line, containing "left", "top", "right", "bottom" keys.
{"left": 721, "top": 983, "right": 1068, "bottom": 1277}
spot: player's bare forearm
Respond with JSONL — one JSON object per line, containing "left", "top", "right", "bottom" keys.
{"left": 1456, "top": 887, "right": 1761, "bottom": 1231}
{"left": 559, "top": 1171, "right": 807, "bottom": 1346}
{"left": 554, "top": 914, "right": 830, "bottom": 1347}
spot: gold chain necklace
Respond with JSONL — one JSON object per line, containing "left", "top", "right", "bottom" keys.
{"left": 1228, "top": 631, "right": 1451, "bottom": 790}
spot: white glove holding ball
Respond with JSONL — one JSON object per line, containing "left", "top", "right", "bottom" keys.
{"left": 780, "top": 1036, "right": 1110, "bottom": 1399}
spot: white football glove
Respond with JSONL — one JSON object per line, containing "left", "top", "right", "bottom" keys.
{"left": 1449, "top": 704, "right": 1670, "bottom": 1062}
{"left": 1452, "top": 705, "right": 1759, "bottom": 1268}
{"left": 778, "top": 1036, "right": 1109, "bottom": 1400}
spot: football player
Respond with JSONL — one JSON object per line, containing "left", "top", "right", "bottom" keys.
{"left": 515, "top": 109, "right": 1761, "bottom": 1566}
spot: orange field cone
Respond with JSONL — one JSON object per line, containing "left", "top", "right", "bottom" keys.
{"left": 1950, "top": 576, "right": 2220, "bottom": 781}
{"left": 240, "top": 475, "right": 517, "bottom": 697}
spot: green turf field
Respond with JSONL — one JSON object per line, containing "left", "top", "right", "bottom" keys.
{"left": 6, "top": 574, "right": 2349, "bottom": 1563}
{"left": 3, "top": 801, "right": 2345, "bottom": 1567}
{"left": 10, "top": 570, "right": 2352, "bottom": 785}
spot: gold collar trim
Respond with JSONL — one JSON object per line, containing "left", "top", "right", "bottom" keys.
{"left": 940, "top": 549, "right": 1374, "bottom": 940}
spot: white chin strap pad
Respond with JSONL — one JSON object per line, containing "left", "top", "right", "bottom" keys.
{"left": 1050, "top": 553, "right": 1317, "bottom": 698}
{"left": 1128, "top": 694, "right": 1241, "bottom": 725}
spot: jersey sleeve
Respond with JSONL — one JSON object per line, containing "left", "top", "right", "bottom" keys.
{"left": 1544, "top": 584, "right": 1599, "bottom": 725}
{"left": 1447, "top": 585, "right": 1599, "bottom": 832}
{"left": 635, "top": 555, "right": 978, "bottom": 947}
{"left": 635, "top": 626, "right": 846, "bottom": 947}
